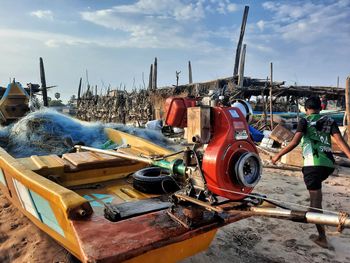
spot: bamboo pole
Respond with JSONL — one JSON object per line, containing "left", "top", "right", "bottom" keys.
{"left": 269, "top": 62, "right": 274, "bottom": 129}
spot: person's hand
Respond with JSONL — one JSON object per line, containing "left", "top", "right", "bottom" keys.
{"left": 271, "top": 155, "right": 280, "bottom": 165}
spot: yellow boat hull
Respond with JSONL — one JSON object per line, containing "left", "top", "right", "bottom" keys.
{"left": 0, "top": 128, "right": 248, "bottom": 262}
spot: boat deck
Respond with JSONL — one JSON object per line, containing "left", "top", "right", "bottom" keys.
{"left": 11, "top": 148, "right": 251, "bottom": 262}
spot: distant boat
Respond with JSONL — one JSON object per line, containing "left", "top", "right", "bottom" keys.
{"left": 254, "top": 110, "right": 345, "bottom": 126}
{"left": 0, "top": 81, "right": 29, "bottom": 124}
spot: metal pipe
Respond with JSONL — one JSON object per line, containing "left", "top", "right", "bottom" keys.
{"left": 250, "top": 207, "right": 350, "bottom": 229}
{"left": 306, "top": 212, "right": 350, "bottom": 228}
{"left": 250, "top": 207, "right": 292, "bottom": 218}
{"left": 74, "top": 145, "right": 186, "bottom": 175}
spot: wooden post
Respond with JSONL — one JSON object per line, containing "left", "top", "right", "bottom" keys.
{"left": 233, "top": 6, "right": 249, "bottom": 77}
{"left": 39, "top": 57, "right": 48, "bottom": 107}
{"left": 77, "top": 77, "right": 82, "bottom": 107}
{"left": 337, "top": 76, "right": 339, "bottom": 88}
{"left": 238, "top": 44, "right": 246, "bottom": 88}
{"left": 269, "top": 62, "right": 274, "bottom": 129}
{"left": 188, "top": 61, "right": 193, "bottom": 84}
{"left": 346, "top": 76, "right": 350, "bottom": 143}
{"left": 296, "top": 96, "right": 300, "bottom": 122}
{"left": 176, "top": 71, "right": 181, "bottom": 87}
{"left": 152, "top": 57, "right": 157, "bottom": 90}
{"left": 148, "top": 64, "right": 153, "bottom": 90}
{"left": 262, "top": 79, "right": 267, "bottom": 127}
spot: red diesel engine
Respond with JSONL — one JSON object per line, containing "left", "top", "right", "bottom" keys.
{"left": 165, "top": 97, "right": 261, "bottom": 201}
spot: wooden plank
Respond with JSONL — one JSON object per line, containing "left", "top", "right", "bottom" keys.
{"left": 62, "top": 151, "right": 133, "bottom": 170}
{"left": 281, "top": 146, "right": 303, "bottom": 167}
{"left": 269, "top": 124, "right": 294, "bottom": 144}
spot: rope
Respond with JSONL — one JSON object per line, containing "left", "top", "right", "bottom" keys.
{"left": 207, "top": 184, "right": 340, "bottom": 215}
{"left": 337, "top": 211, "right": 349, "bottom": 233}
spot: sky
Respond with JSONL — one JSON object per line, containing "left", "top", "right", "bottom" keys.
{"left": 0, "top": 0, "right": 349, "bottom": 102}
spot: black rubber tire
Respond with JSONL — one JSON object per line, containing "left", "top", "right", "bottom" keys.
{"left": 133, "top": 167, "right": 179, "bottom": 194}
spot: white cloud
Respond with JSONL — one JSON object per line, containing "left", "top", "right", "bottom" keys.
{"left": 30, "top": 10, "right": 54, "bottom": 20}
{"left": 261, "top": 0, "right": 350, "bottom": 43}
{"left": 216, "top": 1, "right": 237, "bottom": 14}
{"left": 257, "top": 20, "right": 265, "bottom": 31}
{"left": 0, "top": 26, "right": 221, "bottom": 53}
{"left": 79, "top": 0, "right": 242, "bottom": 52}
{"left": 227, "top": 3, "right": 238, "bottom": 12}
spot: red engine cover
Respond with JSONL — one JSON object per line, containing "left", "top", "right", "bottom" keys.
{"left": 165, "top": 97, "right": 197, "bottom": 128}
{"left": 202, "top": 107, "right": 258, "bottom": 200}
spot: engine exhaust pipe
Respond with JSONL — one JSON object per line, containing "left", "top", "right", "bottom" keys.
{"left": 250, "top": 207, "right": 350, "bottom": 229}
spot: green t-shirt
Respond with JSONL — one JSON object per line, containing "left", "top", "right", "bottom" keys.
{"left": 298, "top": 114, "right": 339, "bottom": 168}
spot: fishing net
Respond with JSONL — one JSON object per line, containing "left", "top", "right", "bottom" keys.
{"left": 0, "top": 108, "right": 172, "bottom": 158}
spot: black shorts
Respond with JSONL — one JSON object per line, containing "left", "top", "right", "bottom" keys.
{"left": 302, "top": 166, "right": 334, "bottom": 190}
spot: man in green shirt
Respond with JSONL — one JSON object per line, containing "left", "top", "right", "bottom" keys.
{"left": 272, "top": 96, "right": 350, "bottom": 249}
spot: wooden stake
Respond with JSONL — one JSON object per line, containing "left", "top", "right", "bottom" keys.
{"left": 238, "top": 44, "right": 246, "bottom": 88}
{"left": 148, "top": 64, "right": 153, "bottom": 90}
{"left": 337, "top": 76, "right": 339, "bottom": 88}
{"left": 270, "top": 62, "right": 274, "bottom": 129}
{"left": 233, "top": 6, "right": 249, "bottom": 77}
{"left": 39, "top": 57, "right": 48, "bottom": 107}
{"left": 78, "top": 78, "right": 82, "bottom": 100}
{"left": 188, "top": 61, "right": 193, "bottom": 84}
{"left": 296, "top": 96, "right": 300, "bottom": 122}
{"left": 153, "top": 57, "right": 157, "bottom": 90}
{"left": 262, "top": 80, "right": 267, "bottom": 127}
{"left": 346, "top": 76, "right": 350, "bottom": 143}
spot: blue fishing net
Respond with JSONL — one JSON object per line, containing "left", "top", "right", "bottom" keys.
{"left": 0, "top": 109, "right": 172, "bottom": 158}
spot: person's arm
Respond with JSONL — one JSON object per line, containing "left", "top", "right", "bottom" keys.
{"left": 271, "top": 132, "right": 303, "bottom": 164}
{"left": 332, "top": 133, "right": 350, "bottom": 159}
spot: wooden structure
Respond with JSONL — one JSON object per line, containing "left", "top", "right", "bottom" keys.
{"left": 76, "top": 74, "right": 345, "bottom": 125}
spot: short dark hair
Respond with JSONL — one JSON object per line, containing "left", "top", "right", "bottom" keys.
{"left": 305, "top": 96, "right": 321, "bottom": 110}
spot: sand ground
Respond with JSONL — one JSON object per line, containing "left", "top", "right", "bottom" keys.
{"left": 1, "top": 168, "right": 350, "bottom": 263}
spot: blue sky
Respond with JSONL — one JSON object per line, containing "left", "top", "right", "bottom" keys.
{"left": 0, "top": 0, "right": 349, "bottom": 102}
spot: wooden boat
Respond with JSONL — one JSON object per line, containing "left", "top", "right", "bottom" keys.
{"left": 1, "top": 100, "right": 349, "bottom": 262}
{"left": 0, "top": 128, "right": 250, "bottom": 262}
{"left": 0, "top": 81, "right": 29, "bottom": 124}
